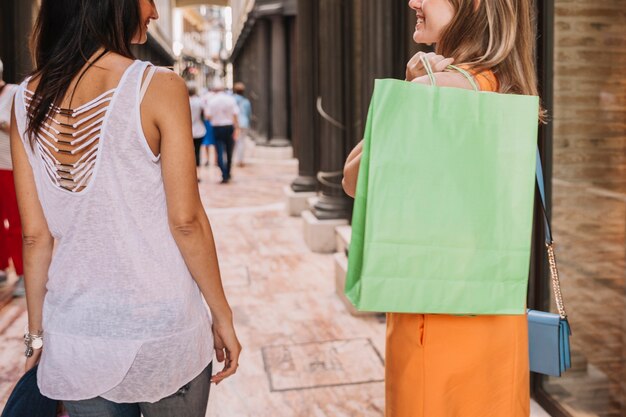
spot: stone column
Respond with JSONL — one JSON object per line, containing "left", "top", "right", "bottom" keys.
{"left": 269, "top": 14, "right": 289, "bottom": 145}
{"left": 0, "top": 0, "right": 37, "bottom": 83}
{"left": 290, "top": 0, "right": 318, "bottom": 192}
{"left": 312, "top": 0, "right": 352, "bottom": 220}
{"left": 256, "top": 18, "right": 271, "bottom": 141}
{"left": 356, "top": 0, "right": 412, "bottom": 143}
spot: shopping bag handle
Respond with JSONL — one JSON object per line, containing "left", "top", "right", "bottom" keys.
{"left": 419, "top": 55, "right": 480, "bottom": 92}
{"left": 536, "top": 148, "right": 569, "bottom": 320}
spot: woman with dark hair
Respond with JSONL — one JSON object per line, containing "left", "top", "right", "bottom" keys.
{"left": 9, "top": 0, "right": 241, "bottom": 415}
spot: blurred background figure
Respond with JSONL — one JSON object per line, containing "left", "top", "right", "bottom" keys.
{"left": 0, "top": 58, "right": 24, "bottom": 297}
{"left": 189, "top": 84, "right": 207, "bottom": 182}
{"left": 204, "top": 81, "right": 239, "bottom": 184}
{"left": 233, "top": 82, "right": 252, "bottom": 167}
{"left": 200, "top": 87, "right": 216, "bottom": 167}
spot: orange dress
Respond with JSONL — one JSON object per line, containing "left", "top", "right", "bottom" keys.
{"left": 385, "top": 70, "right": 530, "bottom": 417}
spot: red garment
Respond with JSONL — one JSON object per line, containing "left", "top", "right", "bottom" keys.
{"left": 0, "top": 169, "right": 23, "bottom": 275}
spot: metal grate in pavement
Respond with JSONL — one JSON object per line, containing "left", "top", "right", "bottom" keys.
{"left": 262, "top": 338, "right": 384, "bottom": 392}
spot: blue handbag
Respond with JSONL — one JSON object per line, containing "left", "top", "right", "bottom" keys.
{"left": 528, "top": 149, "right": 572, "bottom": 377}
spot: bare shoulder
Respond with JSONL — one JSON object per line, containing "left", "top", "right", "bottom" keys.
{"left": 142, "top": 68, "right": 189, "bottom": 122}
{"left": 411, "top": 71, "right": 476, "bottom": 91}
{"left": 149, "top": 68, "right": 187, "bottom": 98}
{"left": 142, "top": 68, "right": 190, "bottom": 132}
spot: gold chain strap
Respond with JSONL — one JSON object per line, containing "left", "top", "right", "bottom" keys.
{"left": 546, "top": 242, "right": 568, "bottom": 319}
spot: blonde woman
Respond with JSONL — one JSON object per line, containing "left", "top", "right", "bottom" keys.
{"left": 343, "top": 0, "right": 540, "bottom": 415}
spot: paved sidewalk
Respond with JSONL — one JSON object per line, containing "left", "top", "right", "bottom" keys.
{"left": 0, "top": 159, "right": 386, "bottom": 416}
{"left": 198, "top": 160, "right": 386, "bottom": 416}
{"left": 0, "top": 158, "right": 551, "bottom": 416}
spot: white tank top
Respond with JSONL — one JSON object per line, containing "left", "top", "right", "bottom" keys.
{"left": 13, "top": 60, "right": 213, "bottom": 403}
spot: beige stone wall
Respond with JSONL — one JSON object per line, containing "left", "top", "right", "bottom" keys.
{"left": 553, "top": 0, "right": 626, "bottom": 191}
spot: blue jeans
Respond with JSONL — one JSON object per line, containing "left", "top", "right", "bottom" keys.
{"left": 63, "top": 363, "right": 212, "bottom": 417}
{"left": 213, "top": 125, "right": 234, "bottom": 181}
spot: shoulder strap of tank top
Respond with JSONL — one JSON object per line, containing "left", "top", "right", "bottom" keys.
{"left": 139, "top": 65, "right": 158, "bottom": 103}
{"left": 13, "top": 79, "right": 33, "bottom": 142}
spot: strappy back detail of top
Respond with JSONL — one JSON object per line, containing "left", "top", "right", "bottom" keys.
{"left": 22, "top": 61, "right": 157, "bottom": 193}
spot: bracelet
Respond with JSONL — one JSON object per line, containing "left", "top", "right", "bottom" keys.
{"left": 24, "top": 330, "right": 44, "bottom": 358}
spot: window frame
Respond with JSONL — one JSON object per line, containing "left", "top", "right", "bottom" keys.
{"left": 531, "top": 2, "right": 573, "bottom": 416}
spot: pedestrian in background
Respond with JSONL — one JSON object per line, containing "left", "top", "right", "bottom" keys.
{"left": 200, "top": 87, "right": 215, "bottom": 166}
{"left": 188, "top": 84, "right": 207, "bottom": 182}
{"left": 10, "top": 0, "right": 241, "bottom": 416}
{"left": 0, "top": 58, "right": 25, "bottom": 297}
{"left": 204, "top": 81, "right": 239, "bottom": 184}
{"left": 343, "top": 0, "right": 540, "bottom": 415}
{"left": 233, "top": 82, "right": 252, "bottom": 167}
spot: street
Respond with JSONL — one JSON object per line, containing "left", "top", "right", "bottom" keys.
{"left": 0, "top": 156, "right": 387, "bottom": 417}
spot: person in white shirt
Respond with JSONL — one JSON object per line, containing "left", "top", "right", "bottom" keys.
{"left": 204, "top": 82, "right": 239, "bottom": 184}
{"left": 188, "top": 85, "right": 207, "bottom": 181}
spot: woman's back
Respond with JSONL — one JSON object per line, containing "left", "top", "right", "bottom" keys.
{"left": 13, "top": 55, "right": 213, "bottom": 403}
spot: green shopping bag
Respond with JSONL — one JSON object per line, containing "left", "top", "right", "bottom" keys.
{"left": 345, "top": 70, "right": 539, "bottom": 315}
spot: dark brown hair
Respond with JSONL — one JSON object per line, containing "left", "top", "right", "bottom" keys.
{"left": 26, "top": 0, "right": 141, "bottom": 142}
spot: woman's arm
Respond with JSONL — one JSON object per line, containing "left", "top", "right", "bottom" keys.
{"left": 342, "top": 140, "right": 363, "bottom": 198}
{"left": 10, "top": 104, "right": 54, "bottom": 372}
{"left": 145, "top": 70, "right": 241, "bottom": 384}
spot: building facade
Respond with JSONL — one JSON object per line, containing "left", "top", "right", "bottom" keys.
{"left": 232, "top": 1, "right": 625, "bottom": 416}
{"left": 1, "top": 0, "right": 624, "bottom": 415}
{"left": 230, "top": 0, "right": 420, "bottom": 218}
{"left": 173, "top": 5, "right": 227, "bottom": 90}
{"left": 0, "top": 0, "right": 39, "bottom": 83}
{"left": 0, "top": 0, "right": 176, "bottom": 84}
{"left": 230, "top": 0, "right": 296, "bottom": 147}
{"left": 533, "top": 1, "right": 625, "bottom": 416}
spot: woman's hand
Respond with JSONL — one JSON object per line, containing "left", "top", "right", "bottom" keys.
{"left": 342, "top": 140, "right": 364, "bottom": 198}
{"left": 24, "top": 349, "right": 42, "bottom": 373}
{"left": 210, "top": 318, "right": 242, "bottom": 385}
{"left": 406, "top": 52, "right": 454, "bottom": 81}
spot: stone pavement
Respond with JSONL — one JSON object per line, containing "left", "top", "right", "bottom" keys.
{"left": 0, "top": 157, "right": 551, "bottom": 416}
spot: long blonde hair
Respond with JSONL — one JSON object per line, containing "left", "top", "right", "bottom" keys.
{"left": 437, "top": 0, "right": 538, "bottom": 98}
